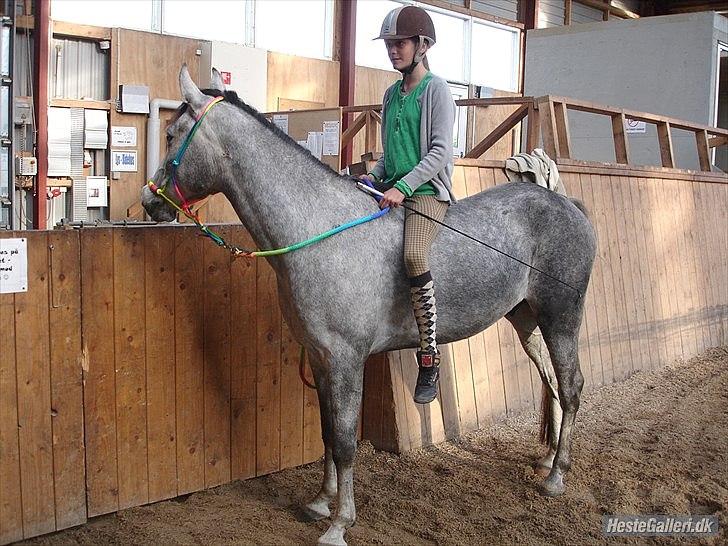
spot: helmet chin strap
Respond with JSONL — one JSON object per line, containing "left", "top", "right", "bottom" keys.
{"left": 398, "top": 36, "right": 426, "bottom": 75}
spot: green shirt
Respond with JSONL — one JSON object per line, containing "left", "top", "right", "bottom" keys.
{"left": 383, "top": 73, "right": 436, "bottom": 197}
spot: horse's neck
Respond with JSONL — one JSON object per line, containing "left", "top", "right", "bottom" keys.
{"left": 217, "top": 108, "right": 363, "bottom": 253}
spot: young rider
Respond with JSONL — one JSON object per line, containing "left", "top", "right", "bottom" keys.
{"left": 360, "top": 6, "right": 456, "bottom": 404}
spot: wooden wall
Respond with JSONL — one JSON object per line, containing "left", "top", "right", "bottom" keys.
{"left": 109, "top": 29, "right": 205, "bottom": 220}
{"left": 361, "top": 160, "right": 728, "bottom": 452}
{"left": 266, "top": 52, "right": 340, "bottom": 112}
{"left": 0, "top": 226, "right": 323, "bottom": 544}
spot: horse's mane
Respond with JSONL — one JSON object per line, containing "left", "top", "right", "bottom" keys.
{"left": 198, "top": 88, "right": 339, "bottom": 177}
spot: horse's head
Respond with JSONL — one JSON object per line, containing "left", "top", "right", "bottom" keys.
{"left": 141, "top": 65, "right": 228, "bottom": 222}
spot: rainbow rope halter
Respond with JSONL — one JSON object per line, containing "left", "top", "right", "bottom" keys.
{"left": 147, "top": 95, "right": 389, "bottom": 258}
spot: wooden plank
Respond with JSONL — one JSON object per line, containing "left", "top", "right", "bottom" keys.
{"left": 144, "top": 228, "right": 177, "bottom": 503}
{"left": 563, "top": 172, "right": 594, "bottom": 389}
{"left": 384, "top": 353, "right": 411, "bottom": 452}
{"left": 0, "top": 269, "right": 22, "bottom": 544}
{"left": 52, "top": 20, "right": 111, "bottom": 40}
{"left": 14, "top": 232, "right": 55, "bottom": 537}
{"left": 230, "top": 231, "right": 258, "bottom": 480}
{"left": 462, "top": 167, "right": 495, "bottom": 424}
{"left": 256, "top": 259, "right": 281, "bottom": 475}
{"left": 80, "top": 229, "right": 119, "bottom": 516}
{"left": 47, "top": 231, "right": 86, "bottom": 530}
{"left": 688, "top": 182, "right": 714, "bottom": 350}
{"left": 113, "top": 229, "right": 148, "bottom": 510}
{"left": 465, "top": 104, "right": 528, "bottom": 159}
{"left": 695, "top": 130, "right": 711, "bottom": 172}
{"left": 702, "top": 181, "right": 722, "bottom": 347}
{"left": 621, "top": 177, "right": 652, "bottom": 370}
{"left": 611, "top": 113, "right": 630, "bottom": 164}
{"left": 590, "top": 174, "right": 618, "bottom": 384}
{"left": 657, "top": 122, "right": 675, "bottom": 169}
{"left": 174, "top": 227, "right": 206, "bottom": 494}
{"left": 279, "top": 319, "right": 304, "bottom": 469}
{"left": 202, "top": 227, "right": 232, "bottom": 487}
{"left": 612, "top": 177, "right": 641, "bottom": 373}
{"left": 637, "top": 178, "right": 668, "bottom": 368}
{"left": 629, "top": 179, "right": 660, "bottom": 370}
{"left": 436, "top": 345, "right": 461, "bottom": 440}
{"left": 537, "top": 97, "right": 559, "bottom": 159}
{"left": 685, "top": 182, "right": 709, "bottom": 354}
{"left": 397, "top": 350, "right": 431, "bottom": 448}
{"left": 673, "top": 179, "right": 700, "bottom": 358}
{"left": 656, "top": 179, "right": 684, "bottom": 361}
{"left": 49, "top": 98, "right": 110, "bottom": 110}
{"left": 577, "top": 173, "right": 609, "bottom": 385}
{"left": 553, "top": 102, "right": 571, "bottom": 159}
{"left": 719, "top": 184, "right": 728, "bottom": 344}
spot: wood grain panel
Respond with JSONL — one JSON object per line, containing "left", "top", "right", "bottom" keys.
{"left": 47, "top": 231, "right": 86, "bottom": 530}
{"left": 144, "top": 228, "right": 177, "bottom": 502}
{"left": 14, "top": 232, "right": 55, "bottom": 537}
{"left": 0, "top": 249, "right": 22, "bottom": 543}
{"left": 174, "top": 228, "right": 206, "bottom": 494}
{"left": 113, "top": 229, "right": 148, "bottom": 509}
{"left": 80, "top": 229, "right": 119, "bottom": 516}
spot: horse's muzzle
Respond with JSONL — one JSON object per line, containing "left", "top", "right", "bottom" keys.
{"left": 141, "top": 184, "right": 177, "bottom": 222}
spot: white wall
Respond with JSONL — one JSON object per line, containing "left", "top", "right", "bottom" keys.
{"left": 524, "top": 12, "right": 728, "bottom": 171}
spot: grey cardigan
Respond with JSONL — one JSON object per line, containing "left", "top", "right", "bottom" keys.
{"left": 369, "top": 73, "right": 457, "bottom": 204}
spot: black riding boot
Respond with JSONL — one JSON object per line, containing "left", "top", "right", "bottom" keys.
{"left": 413, "top": 349, "right": 440, "bottom": 404}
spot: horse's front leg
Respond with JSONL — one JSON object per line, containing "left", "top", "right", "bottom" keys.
{"left": 301, "top": 353, "right": 337, "bottom": 521}
{"left": 317, "top": 351, "right": 365, "bottom": 546}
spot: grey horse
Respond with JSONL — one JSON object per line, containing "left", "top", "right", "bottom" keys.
{"left": 142, "top": 66, "right": 596, "bottom": 546}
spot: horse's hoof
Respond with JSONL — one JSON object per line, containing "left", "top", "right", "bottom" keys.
{"left": 540, "top": 473, "right": 566, "bottom": 497}
{"left": 318, "top": 525, "right": 347, "bottom": 546}
{"left": 296, "top": 503, "right": 330, "bottom": 522}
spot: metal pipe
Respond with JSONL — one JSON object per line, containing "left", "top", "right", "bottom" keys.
{"left": 146, "top": 98, "right": 182, "bottom": 179}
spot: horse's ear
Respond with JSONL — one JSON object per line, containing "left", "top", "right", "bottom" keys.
{"left": 179, "top": 64, "right": 207, "bottom": 110}
{"left": 210, "top": 68, "right": 226, "bottom": 93}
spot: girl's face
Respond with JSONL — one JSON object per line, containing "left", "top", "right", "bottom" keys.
{"left": 384, "top": 38, "right": 419, "bottom": 71}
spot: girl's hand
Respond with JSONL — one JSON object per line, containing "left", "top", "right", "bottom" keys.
{"left": 380, "top": 188, "right": 405, "bottom": 209}
{"left": 358, "top": 174, "right": 374, "bottom": 183}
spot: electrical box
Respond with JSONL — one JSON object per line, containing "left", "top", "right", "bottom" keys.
{"left": 15, "top": 155, "right": 38, "bottom": 176}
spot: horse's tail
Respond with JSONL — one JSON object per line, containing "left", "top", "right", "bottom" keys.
{"left": 569, "top": 198, "right": 590, "bottom": 221}
{"left": 539, "top": 384, "right": 551, "bottom": 445}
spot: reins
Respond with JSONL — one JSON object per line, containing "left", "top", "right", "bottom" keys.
{"left": 147, "top": 96, "right": 391, "bottom": 259}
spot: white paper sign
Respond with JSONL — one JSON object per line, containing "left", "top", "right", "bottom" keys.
{"left": 306, "top": 131, "right": 324, "bottom": 160}
{"left": 0, "top": 238, "right": 28, "bottom": 294}
{"left": 625, "top": 118, "right": 646, "bottom": 134}
{"left": 111, "top": 126, "right": 137, "bottom": 147}
{"left": 272, "top": 114, "right": 289, "bottom": 135}
{"left": 111, "top": 150, "right": 138, "bottom": 172}
{"left": 87, "top": 176, "right": 108, "bottom": 207}
{"left": 322, "top": 120, "right": 340, "bottom": 156}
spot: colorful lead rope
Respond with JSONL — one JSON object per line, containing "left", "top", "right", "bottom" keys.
{"left": 147, "top": 95, "right": 390, "bottom": 259}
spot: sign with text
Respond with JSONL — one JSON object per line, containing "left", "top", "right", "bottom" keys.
{"left": 111, "top": 150, "right": 138, "bottom": 172}
{"left": 111, "top": 126, "right": 137, "bottom": 147}
{"left": 625, "top": 118, "right": 647, "bottom": 134}
{"left": 0, "top": 238, "right": 28, "bottom": 293}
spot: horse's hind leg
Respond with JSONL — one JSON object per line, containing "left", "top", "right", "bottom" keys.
{"left": 506, "top": 302, "right": 562, "bottom": 476}
{"left": 301, "top": 352, "right": 337, "bottom": 522}
{"left": 537, "top": 322, "right": 584, "bottom": 497}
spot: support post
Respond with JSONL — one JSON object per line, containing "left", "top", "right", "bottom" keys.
{"left": 338, "top": 0, "right": 356, "bottom": 168}
{"left": 33, "top": 0, "right": 50, "bottom": 229}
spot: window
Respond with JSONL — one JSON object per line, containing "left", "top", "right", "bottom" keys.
{"left": 355, "top": 0, "right": 404, "bottom": 71}
{"left": 254, "top": 0, "right": 333, "bottom": 59}
{"left": 449, "top": 83, "right": 468, "bottom": 158}
{"left": 423, "top": 10, "right": 467, "bottom": 83}
{"left": 162, "top": 1, "right": 247, "bottom": 43}
{"left": 470, "top": 21, "right": 519, "bottom": 91}
{"left": 51, "top": 0, "right": 155, "bottom": 31}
